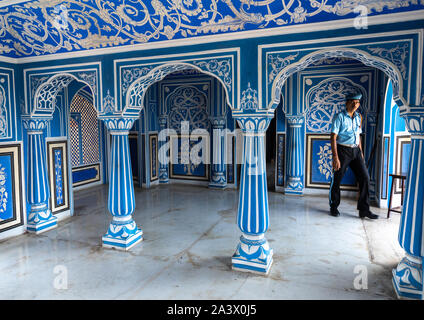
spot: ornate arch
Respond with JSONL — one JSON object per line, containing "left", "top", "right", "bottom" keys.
{"left": 269, "top": 48, "right": 405, "bottom": 111}
{"left": 30, "top": 72, "right": 98, "bottom": 117}
{"left": 122, "top": 62, "right": 234, "bottom": 117}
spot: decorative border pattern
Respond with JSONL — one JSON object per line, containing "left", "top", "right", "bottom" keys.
{"left": 47, "top": 140, "right": 70, "bottom": 215}
{"left": 0, "top": 143, "right": 23, "bottom": 233}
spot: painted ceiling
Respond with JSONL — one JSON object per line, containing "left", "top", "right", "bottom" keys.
{"left": 0, "top": 0, "right": 423, "bottom": 59}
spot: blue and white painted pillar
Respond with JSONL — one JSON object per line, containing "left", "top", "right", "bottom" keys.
{"left": 23, "top": 117, "right": 58, "bottom": 234}
{"left": 158, "top": 115, "right": 169, "bottom": 184}
{"left": 100, "top": 115, "right": 143, "bottom": 250}
{"left": 209, "top": 117, "right": 227, "bottom": 189}
{"left": 284, "top": 115, "right": 305, "bottom": 195}
{"left": 392, "top": 111, "right": 424, "bottom": 299}
{"left": 231, "top": 111, "right": 274, "bottom": 275}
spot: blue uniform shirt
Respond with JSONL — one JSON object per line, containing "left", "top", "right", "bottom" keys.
{"left": 331, "top": 110, "right": 362, "bottom": 146}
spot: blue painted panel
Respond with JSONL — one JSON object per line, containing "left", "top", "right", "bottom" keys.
{"left": 402, "top": 143, "right": 411, "bottom": 174}
{"left": 72, "top": 167, "right": 98, "bottom": 184}
{"left": 0, "top": 70, "right": 15, "bottom": 141}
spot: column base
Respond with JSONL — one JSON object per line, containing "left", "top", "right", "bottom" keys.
{"left": 159, "top": 179, "right": 169, "bottom": 184}
{"left": 27, "top": 206, "right": 58, "bottom": 234}
{"left": 209, "top": 173, "right": 227, "bottom": 189}
{"left": 208, "top": 182, "right": 228, "bottom": 189}
{"left": 392, "top": 254, "right": 423, "bottom": 300}
{"left": 232, "top": 234, "right": 273, "bottom": 275}
{"left": 102, "top": 217, "right": 143, "bottom": 251}
{"left": 284, "top": 177, "right": 303, "bottom": 195}
{"left": 283, "top": 188, "right": 303, "bottom": 195}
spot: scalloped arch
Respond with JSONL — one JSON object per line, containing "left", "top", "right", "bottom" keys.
{"left": 269, "top": 48, "right": 406, "bottom": 111}
{"left": 122, "top": 62, "right": 234, "bottom": 117}
{"left": 31, "top": 72, "right": 97, "bottom": 117}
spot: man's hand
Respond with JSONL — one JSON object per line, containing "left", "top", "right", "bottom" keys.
{"left": 333, "top": 156, "right": 341, "bottom": 171}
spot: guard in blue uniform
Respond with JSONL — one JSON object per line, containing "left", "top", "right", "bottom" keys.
{"left": 329, "top": 93, "right": 378, "bottom": 219}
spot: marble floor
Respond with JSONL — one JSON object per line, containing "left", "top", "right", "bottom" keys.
{"left": 0, "top": 183, "right": 404, "bottom": 300}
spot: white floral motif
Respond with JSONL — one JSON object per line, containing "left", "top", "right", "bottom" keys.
{"left": 317, "top": 143, "right": 333, "bottom": 180}
{"left": 0, "top": 165, "right": 8, "bottom": 218}
{"left": 306, "top": 78, "right": 367, "bottom": 133}
{"left": 0, "top": 1, "right": 421, "bottom": 57}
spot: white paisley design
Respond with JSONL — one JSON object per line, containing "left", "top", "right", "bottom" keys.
{"left": 167, "top": 85, "right": 209, "bottom": 131}
{"left": 0, "top": 165, "right": 8, "bottom": 218}
{"left": 0, "top": 85, "right": 7, "bottom": 138}
{"left": 305, "top": 77, "right": 367, "bottom": 133}
{"left": 0, "top": 1, "right": 422, "bottom": 58}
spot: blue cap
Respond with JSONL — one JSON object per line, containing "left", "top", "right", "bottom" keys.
{"left": 346, "top": 93, "right": 362, "bottom": 100}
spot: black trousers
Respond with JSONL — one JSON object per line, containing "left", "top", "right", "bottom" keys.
{"left": 329, "top": 144, "right": 370, "bottom": 212}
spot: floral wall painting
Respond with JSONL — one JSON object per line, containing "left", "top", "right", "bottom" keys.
{"left": 306, "top": 135, "right": 358, "bottom": 190}
{"left": 0, "top": 144, "right": 24, "bottom": 233}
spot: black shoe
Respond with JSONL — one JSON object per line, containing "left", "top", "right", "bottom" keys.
{"left": 330, "top": 208, "right": 340, "bottom": 217}
{"left": 359, "top": 210, "right": 379, "bottom": 219}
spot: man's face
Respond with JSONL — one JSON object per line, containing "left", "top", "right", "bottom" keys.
{"left": 347, "top": 99, "right": 360, "bottom": 112}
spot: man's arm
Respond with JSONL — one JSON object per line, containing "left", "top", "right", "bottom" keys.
{"left": 331, "top": 132, "right": 340, "bottom": 171}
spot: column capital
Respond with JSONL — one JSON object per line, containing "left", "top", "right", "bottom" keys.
{"left": 232, "top": 110, "right": 274, "bottom": 133}
{"left": 98, "top": 114, "right": 137, "bottom": 134}
{"left": 22, "top": 116, "right": 52, "bottom": 132}
{"left": 210, "top": 116, "right": 226, "bottom": 128}
{"left": 286, "top": 115, "right": 305, "bottom": 126}
{"left": 403, "top": 111, "right": 424, "bottom": 136}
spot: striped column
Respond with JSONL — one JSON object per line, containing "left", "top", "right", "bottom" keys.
{"left": 100, "top": 115, "right": 143, "bottom": 250}
{"left": 158, "top": 116, "right": 169, "bottom": 183}
{"left": 285, "top": 116, "right": 305, "bottom": 195}
{"left": 23, "top": 117, "right": 58, "bottom": 234}
{"left": 231, "top": 111, "right": 274, "bottom": 275}
{"left": 209, "top": 117, "right": 227, "bottom": 189}
{"left": 393, "top": 111, "right": 424, "bottom": 299}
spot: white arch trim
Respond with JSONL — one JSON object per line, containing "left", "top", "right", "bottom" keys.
{"left": 32, "top": 72, "right": 97, "bottom": 117}
{"left": 123, "top": 62, "right": 234, "bottom": 117}
{"left": 269, "top": 48, "right": 406, "bottom": 111}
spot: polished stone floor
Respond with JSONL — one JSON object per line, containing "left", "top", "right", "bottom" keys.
{"left": 0, "top": 183, "right": 404, "bottom": 300}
